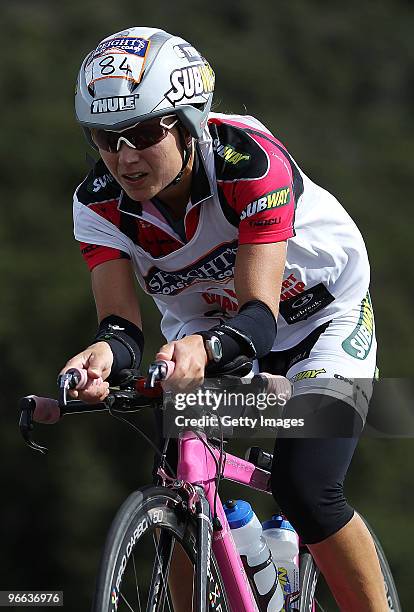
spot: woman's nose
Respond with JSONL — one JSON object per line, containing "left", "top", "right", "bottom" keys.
{"left": 117, "top": 137, "right": 140, "bottom": 160}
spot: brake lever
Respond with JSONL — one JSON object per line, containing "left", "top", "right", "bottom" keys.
{"left": 145, "top": 361, "right": 169, "bottom": 389}
{"left": 18, "top": 396, "right": 49, "bottom": 455}
{"left": 19, "top": 364, "right": 168, "bottom": 455}
{"left": 57, "top": 368, "right": 85, "bottom": 408}
{"left": 146, "top": 357, "right": 176, "bottom": 389}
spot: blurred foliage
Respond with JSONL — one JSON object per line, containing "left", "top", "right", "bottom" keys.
{"left": 1, "top": 0, "right": 413, "bottom": 610}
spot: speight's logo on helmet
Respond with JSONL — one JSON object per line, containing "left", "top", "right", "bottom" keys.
{"left": 87, "top": 37, "right": 150, "bottom": 64}
{"left": 144, "top": 241, "right": 237, "bottom": 295}
{"left": 240, "top": 187, "right": 290, "bottom": 221}
{"left": 91, "top": 95, "right": 138, "bottom": 114}
{"left": 166, "top": 61, "right": 215, "bottom": 104}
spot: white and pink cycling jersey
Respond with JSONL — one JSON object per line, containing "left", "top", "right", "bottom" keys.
{"left": 73, "top": 112, "right": 370, "bottom": 351}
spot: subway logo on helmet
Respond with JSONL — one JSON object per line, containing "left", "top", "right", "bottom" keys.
{"left": 166, "top": 61, "right": 215, "bottom": 104}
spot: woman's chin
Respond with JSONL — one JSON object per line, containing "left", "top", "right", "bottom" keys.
{"left": 122, "top": 181, "right": 157, "bottom": 202}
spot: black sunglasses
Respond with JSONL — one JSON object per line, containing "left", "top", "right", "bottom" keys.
{"left": 91, "top": 115, "right": 178, "bottom": 153}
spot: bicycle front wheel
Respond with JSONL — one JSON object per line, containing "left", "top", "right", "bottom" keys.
{"left": 92, "top": 486, "right": 230, "bottom": 612}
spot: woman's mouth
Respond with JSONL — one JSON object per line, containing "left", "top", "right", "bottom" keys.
{"left": 122, "top": 172, "right": 148, "bottom": 185}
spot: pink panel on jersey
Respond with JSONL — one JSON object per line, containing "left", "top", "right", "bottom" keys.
{"left": 210, "top": 116, "right": 296, "bottom": 245}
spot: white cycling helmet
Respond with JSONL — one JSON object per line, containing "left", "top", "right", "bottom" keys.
{"left": 75, "top": 26, "right": 215, "bottom": 139}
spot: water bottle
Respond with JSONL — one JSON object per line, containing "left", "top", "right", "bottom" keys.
{"left": 262, "top": 515, "right": 300, "bottom": 610}
{"left": 224, "top": 500, "right": 284, "bottom": 611}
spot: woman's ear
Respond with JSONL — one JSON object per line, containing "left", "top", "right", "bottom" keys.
{"left": 181, "top": 126, "right": 192, "bottom": 147}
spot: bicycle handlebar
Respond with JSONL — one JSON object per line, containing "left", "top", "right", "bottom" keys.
{"left": 19, "top": 359, "right": 292, "bottom": 455}
{"left": 18, "top": 359, "right": 177, "bottom": 454}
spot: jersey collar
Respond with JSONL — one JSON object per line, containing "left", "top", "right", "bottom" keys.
{"left": 189, "top": 141, "right": 213, "bottom": 206}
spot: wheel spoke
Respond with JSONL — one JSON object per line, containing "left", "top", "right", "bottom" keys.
{"left": 131, "top": 552, "right": 141, "bottom": 612}
{"left": 314, "top": 598, "right": 328, "bottom": 611}
{"left": 119, "top": 591, "right": 136, "bottom": 612}
{"left": 150, "top": 531, "right": 196, "bottom": 612}
{"left": 151, "top": 531, "right": 174, "bottom": 612}
{"left": 92, "top": 492, "right": 230, "bottom": 611}
{"left": 191, "top": 565, "right": 195, "bottom": 612}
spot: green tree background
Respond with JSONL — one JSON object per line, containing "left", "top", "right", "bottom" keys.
{"left": 1, "top": 1, "right": 413, "bottom": 609}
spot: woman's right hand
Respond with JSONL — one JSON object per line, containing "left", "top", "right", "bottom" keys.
{"left": 155, "top": 334, "right": 208, "bottom": 392}
{"left": 59, "top": 341, "right": 113, "bottom": 403}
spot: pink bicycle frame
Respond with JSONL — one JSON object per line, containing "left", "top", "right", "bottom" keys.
{"left": 176, "top": 430, "right": 273, "bottom": 611}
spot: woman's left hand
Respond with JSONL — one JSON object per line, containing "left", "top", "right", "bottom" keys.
{"left": 155, "top": 335, "right": 207, "bottom": 391}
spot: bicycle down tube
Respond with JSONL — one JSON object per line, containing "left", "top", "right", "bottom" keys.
{"left": 173, "top": 429, "right": 273, "bottom": 612}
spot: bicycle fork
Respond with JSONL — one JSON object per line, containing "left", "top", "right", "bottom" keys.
{"left": 195, "top": 493, "right": 214, "bottom": 612}
{"left": 155, "top": 468, "right": 213, "bottom": 611}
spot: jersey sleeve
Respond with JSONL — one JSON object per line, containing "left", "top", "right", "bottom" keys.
{"left": 79, "top": 242, "right": 131, "bottom": 272}
{"left": 211, "top": 118, "right": 297, "bottom": 245}
{"left": 75, "top": 198, "right": 132, "bottom": 271}
{"left": 233, "top": 145, "right": 296, "bottom": 245}
{"left": 73, "top": 161, "right": 133, "bottom": 272}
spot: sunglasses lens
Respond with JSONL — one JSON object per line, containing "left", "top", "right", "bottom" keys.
{"left": 129, "top": 120, "right": 167, "bottom": 149}
{"left": 91, "top": 118, "right": 172, "bottom": 153}
{"left": 90, "top": 129, "right": 117, "bottom": 152}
